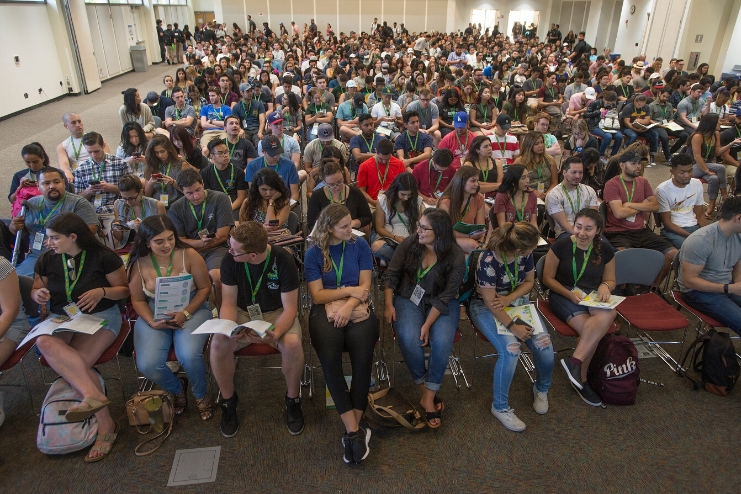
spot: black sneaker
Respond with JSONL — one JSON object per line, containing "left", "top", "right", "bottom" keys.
{"left": 219, "top": 393, "right": 239, "bottom": 438}
{"left": 341, "top": 432, "right": 354, "bottom": 464}
{"left": 561, "top": 358, "right": 584, "bottom": 390}
{"left": 285, "top": 395, "right": 304, "bottom": 435}
{"left": 350, "top": 426, "right": 371, "bottom": 464}
{"left": 575, "top": 383, "right": 603, "bottom": 406}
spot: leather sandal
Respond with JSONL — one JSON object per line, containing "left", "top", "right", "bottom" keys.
{"left": 196, "top": 394, "right": 214, "bottom": 421}
{"left": 65, "top": 397, "right": 110, "bottom": 423}
{"left": 425, "top": 410, "right": 442, "bottom": 429}
{"left": 173, "top": 377, "right": 188, "bottom": 415}
{"left": 433, "top": 395, "right": 445, "bottom": 413}
{"left": 84, "top": 424, "right": 119, "bottom": 463}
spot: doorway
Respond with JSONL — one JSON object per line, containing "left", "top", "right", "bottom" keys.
{"left": 508, "top": 10, "right": 540, "bottom": 39}
{"left": 194, "top": 11, "right": 215, "bottom": 28}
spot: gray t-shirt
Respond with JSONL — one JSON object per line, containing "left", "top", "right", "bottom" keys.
{"left": 406, "top": 100, "right": 440, "bottom": 130}
{"left": 676, "top": 96, "right": 702, "bottom": 132}
{"left": 678, "top": 222, "right": 741, "bottom": 292}
{"left": 24, "top": 193, "right": 99, "bottom": 253}
{"left": 164, "top": 104, "right": 198, "bottom": 135}
{"left": 167, "top": 190, "right": 234, "bottom": 253}
{"left": 545, "top": 183, "right": 599, "bottom": 237}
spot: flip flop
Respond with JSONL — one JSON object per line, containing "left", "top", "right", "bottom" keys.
{"left": 84, "top": 424, "right": 119, "bottom": 463}
{"left": 433, "top": 395, "right": 445, "bottom": 413}
{"left": 65, "top": 397, "right": 110, "bottom": 423}
{"left": 426, "top": 410, "right": 442, "bottom": 429}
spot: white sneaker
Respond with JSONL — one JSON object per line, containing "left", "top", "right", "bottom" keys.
{"left": 533, "top": 384, "right": 549, "bottom": 415}
{"left": 491, "top": 406, "right": 526, "bottom": 432}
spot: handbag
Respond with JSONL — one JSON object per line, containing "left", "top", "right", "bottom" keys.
{"left": 125, "top": 390, "right": 174, "bottom": 456}
{"left": 325, "top": 297, "right": 370, "bottom": 323}
{"left": 363, "top": 387, "right": 427, "bottom": 431}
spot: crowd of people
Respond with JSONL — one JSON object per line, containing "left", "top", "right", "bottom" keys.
{"left": 2, "top": 16, "right": 741, "bottom": 467}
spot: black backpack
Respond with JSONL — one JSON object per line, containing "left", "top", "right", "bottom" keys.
{"left": 587, "top": 334, "right": 640, "bottom": 405}
{"left": 680, "top": 329, "right": 740, "bottom": 396}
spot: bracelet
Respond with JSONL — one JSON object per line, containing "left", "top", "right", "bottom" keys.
{"left": 149, "top": 319, "right": 155, "bottom": 325}
{"left": 506, "top": 319, "right": 516, "bottom": 329}
{"left": 724, "top": 283, "right": 729, "bottom": 294}
{"left": 101, "top": 287, "right": 107, "bottom": 297}
{"left": 601, "top": 282, "right": 611, "bottom": 290}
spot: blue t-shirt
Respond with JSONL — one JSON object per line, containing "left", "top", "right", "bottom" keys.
{"left": 200, "top": 104, "right": 231, "bottom": 122}
{"left": 336, "top": 101, "right": 369, "bottom": 121}
{"left": 244, "top": 156, "right": 300, "bottom": 188}
{"left": 305, "top": 238, "right": 373, "bottom": 288}
{"left": 476, "top": 250, "right": 534, "bottom": 296}
{"left": 393, "top": 131, "right": 433, "bottom": 157}
{"left": 231, "top": 99, "right": 265, "bottom": 131}
{"left": 349, "top": 133, "right": 386, "bottom": 154}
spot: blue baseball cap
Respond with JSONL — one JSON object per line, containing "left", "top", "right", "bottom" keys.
{"left": 453, "top": 111, "right": 469, "bottom": 128}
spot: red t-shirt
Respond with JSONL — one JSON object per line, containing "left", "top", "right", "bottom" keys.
{"left": 438, "top": 130, "right": 477, "bottom": 169}
{"left": 492, "top": 191, "right": 538, "bottom": 226}
{"left": 603, "top": 175, "right": 654, "bottom": 232}
{"left": 412, "top": 159, "right": 458, "bottom": 198}
{"left": 356, "top": 156, "right": 406, "bottom": 200}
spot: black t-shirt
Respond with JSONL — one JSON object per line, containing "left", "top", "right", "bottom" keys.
{"left": 220, "top": 245, "right": 299, "bottom": 312}
{"left": 720, "top": 126, "right": 741, "bottom": 161}
{"left": 228, "top": 138, "right": 257, "bottom": 169}
{"left": 551, "top": 235, "right": 614, "bottom": 292}
{"left": 35, "top": 248, "right": 123, "bottom": 315}
{"left": 200, "top": 163, "right": 248, "bottom": 202}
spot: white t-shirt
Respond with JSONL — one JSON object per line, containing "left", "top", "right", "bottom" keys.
{"left": 545, "top": 183, "right": 600, "bottom": 236}
{"left": 656, "top": 178, "right": 705, "bottom": 228}
{"left": 371, "top": 101, "right": 402, "bottom": 129}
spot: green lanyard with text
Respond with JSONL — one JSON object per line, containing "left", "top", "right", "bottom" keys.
{"left": 572, "top": 240, "right": 593, "bottom": 286}
{"left": 328, "top": 186, "right": 344, "bottom": 204}
{"left": 620, "top": 176, "right": 635, "bottom": 203}
{"left": 511, "top": 192, "right": 526, "bottom": 221}
{"left": 501, "top": 253, "right": 518, "bottom": 292}
{"left": 215, "top": 164, "right": 235, "bottom": 193}
{"left": 150, "top": 250, "right": 174, "bottom": 278}
{"left": 189, "top": 199, "right": 207, "bottom": 230}
{"left": 331, "top": 241, "right": 346, "bottom": 288}
{"left": 407, "top": 132, "right": 419, "bottom": 153}
{"left": 160, "top": 163, "right": 171, "bottom": 192}
{"left": 429, "top": 162, "right": 444, "bottom": 193}
{"left": 561, "top": 184, "right": 581, "bottom": 213}
{"left": 244, "top": 248, "right": 271, "bottom": 304}
{"left": 361, "top": 133, "right": 375, "bottom": 153}
{"left": 70, "top": 137, "right": 82, "bottom": 161}
{"left": 92, "top": 160, "right": 105, "bottom": 182}
{"left": 375, "top": 158, "right": 390, "bottom": 190}
{"left": 62, "top": 251, "right": 86, "bottom": 302}
{"left": 416, "top": 261, "right": 437, "bottom": 283}
{"left": 39, "top": 196, "right": 65, "bottom": 228}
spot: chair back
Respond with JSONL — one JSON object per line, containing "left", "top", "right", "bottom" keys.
{"left": 287, "top": 210, "right": 300, "bottom": 234}
{"left": 536, "top": 255, "right": 546, "bottom": 285}
{"left": 18, "top": 275, "right": 39, "bottom": 318}
{"left": 598, "top": 201, "right": 609, "bottom": 226}
{"left": 615, "top": 248, "right": 664, "bottom": 286}
{"left": 153, "top": 116, "right": 162, "bottom": 129}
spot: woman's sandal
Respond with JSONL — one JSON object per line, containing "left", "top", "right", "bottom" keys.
{"left": 196, "top": 394, "right": 214, "bottom": 421}
{"left": 65, "top": 397, "right": 111, "bottom": 422}
{"left": 433, "top": 395, "right": 445, "bottom": 413}
{"left": 84, "top": 424, "right": 119, "bottom": 463}
{"left": 173, "top": 377, "right": 189, "bottom": 415}
{"left": 425, "top": 410, "right": 442, "bottom": 429}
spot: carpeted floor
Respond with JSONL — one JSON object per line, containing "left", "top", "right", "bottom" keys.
{"left": 1, "top": 65, "right": 740, "bottom": 492}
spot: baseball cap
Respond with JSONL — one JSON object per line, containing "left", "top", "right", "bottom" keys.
{"left": 266, "top": 111, "right": 283, "bottom": 125}
{"left": 346, "top": 80, "right": 358, "bottom": 88}
{"left": 381, "top": 86, "right": 394, "bottom": 95}
{"left": 239, "top": 83, "right": 253, "bottom": 92}
{"left": 620, "top": 151, "right": 642, "bottom": 163}
{"left": 453, "top": 111, "right": 469, "bottom": 128}
{"left": 353, "top": 93, "right": 365, "bottom": 106}
{"left": 382, "top": 63, "right": 389, "bottom": 69}
{"left": 407, "top": 48, "right": 414, "bottom": 53}
{"left": 649, "top": 73, "right": 662, "bottom": 80}
{"left": 146, "top": 91, "right": 160, "bottom": 103}
{"left": 496, "top": 113, "right": 511, "bottom": 130}
{"left": 584, "top": 87, "right": 596, "bottom": 100}
{"left": 317, "top": 123, "right": 334, "bottom": 140}
{"left": 261, "top": 135, "right": 284, "bottom": 157}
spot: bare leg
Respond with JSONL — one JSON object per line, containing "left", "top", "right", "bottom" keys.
{"left": 278, "top": 334, "right": 304, "bottom": 398}
{"left": 210, "top": 334, "right": 239, "bottom": 399}
{"left": 567, "top": 309, "right": 617, "bottom": 380}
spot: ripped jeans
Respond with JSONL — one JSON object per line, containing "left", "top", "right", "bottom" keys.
{"left": 469, "top": 298, "right": 554, "bottom": 411}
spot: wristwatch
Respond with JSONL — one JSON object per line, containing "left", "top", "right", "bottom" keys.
{"left": 724, "top": 284, "right": 729, "bottom": 294}
{"left": 182, "top": 310, "right": 192, "bottom": 321}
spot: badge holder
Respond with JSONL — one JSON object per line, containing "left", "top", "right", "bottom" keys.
{"left": 64, "top": 303, "right": 80, "bottom": 318}
{"left": 160, "top": 194, "right": 169, "bottom": 207}
{"left": 198, "top": 228, "right": 210, "bottom": 238}
{"left": 33, "top": 232, "right": 45, "bottom": 251}
{"left": 94, "top": 194, "right": 103, "bottom": 208}
{"left": 410, "top": 285, "right": 425, "bottom": 306}
{"left": 247, "top": 304, "right": 263, "bottom": 321}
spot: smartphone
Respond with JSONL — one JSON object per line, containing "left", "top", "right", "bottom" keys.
{"left": 152, "top": 173, "right": 164, "bottom": 180}
{"left": 268, "top": 220, "right": 279, "bottom": 227}
{"left": 89, "top": 180, "right": 101, "bottom": 186}
{"left": 206, "top": 232, "right": 217, "bottom": 238}
{"left": 112, "top": 223, "right": 130, "bottom": 231}
{"left": 512, "top": 318, "right": 534, "bottom": 331}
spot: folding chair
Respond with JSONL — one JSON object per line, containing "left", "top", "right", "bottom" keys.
{"left": 0, "top": 340, "right": 36, "bottom": 407}
{"left": 614, "top": 249, "right": 690, "bottom": 372}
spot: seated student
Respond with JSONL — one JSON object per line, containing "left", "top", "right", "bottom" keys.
{"left": 257, "top": 112, "right": 301, "bottom": 175}
{"left": 349, "top": 114, "right": 386, "bottom": 165}
{"left": 336, "top": 91, "right": 369, "bottom": 140}
{"left": 437, "top": 89, "right": 465, "bottom": 139}
{"left": 31, "top": 212, "right": 128, "bottom": 461}
{"left": 405, "top": 88, "right": 442, "bottom": 147}
{"left": 543, "top": 208, "right": 617, "bottom": 407}
{"left": 370, "top": 86, "right": 403, "bottom": 140}
{"left": 115, "top": 122, "right": 148, "bottom": 178}
{"left": 119, "top": 88, "right": 155, "bottom": 136}
{"left": 562, "top": 119, "right": 599, "bottom": 158}
{"left": 469, "top": 86, "right": 499, "bottom": 136}
{"left": 168, "top": 168, "right": 234, "bottom": 305}
{"left": 383, "top": 208, "right": 466, "bottom": 428}
{"left": 0, "top": 257, "right": 30, "bottom": 379}
{"left": 128, "top": 215, "right": 214, "bottom": 421}
{"left": 201, "top": 138, "right": 248, "bottom": 220}
{"left": 357, "top": 138, "right": 408, "bottom": 208}
{"left": 603, "top": 151, "right": 677, "bottom": 284}
{"left": 464, "top": 135, "right": 504, "bottom": 199}
{"left": 501, "top": 87, "right": 528, "bottom": 127}
{"left": 534, "top": 112, "right": 562, "bottom": 158}
{"left": 438, "top": 112, "right": 476, "bottom": 169}
{"left": 199, "top": 86, "right": 232, "bottom": 145}
{"left": 10, "top": 167, "right": 99, "bottom": 278}
{"left": 655, "top": 153, "right": 707, "bottom": 249}
{"left": 56, "top": 112, "right": 110, "bottom": 184}
{"left": 490, "top": 165, "right": 539, "bottom": 235}
{"left": 75, "top": 132, "right": 130, "bottom": 215}
{"left": 307, "top": 145, "right": 353, "bottom": 197}
{"left": 231, "top": 83, "right": 266, "bottom": 147}
{"left": 303, "top": 123, "right": 350, "bottom": 180}
{"left": 305, "top": 88, "right": 334, "bottom": 143}
{"left": 720, "top": 109, "right": 741, "bottom": 187}
{"left": 8, "top": 143, "right": 49, "bottom": 216}
{"left": 619, "top": 93, "right": 659, "bottom": 165}
{"left": 239, "top": 168, "right": 291, "bottom": 231}
{"left": 163, "top": 86, "right": 198, "bottom": 137}
{"left": 537, "top": 72, "right": 564, "bottom": 119}
{"left": 678, "top": 197, "right": 741, "bottom": 337}
{"left": 613, "top": 68, "right": 635, "bottom": 102}
{"left": 437, "top": 166, "right": 486, "bottom": 254}
{"left": 221, "top": 115, "right": 258, "bottom": 170}
{"left": 579, "top": 148, "right": 607, "bottom": 195}
{"left": 545, "top": 157, "right": 600, "bottom": 239}
{"left": 111, "top": 174, "right": 166, "bottom": 246}
{"left": 245, "top": 135, "right": 300, "bottom": 203}
{"left": 144, "top": 135, "right": 193, "bottom": 208}
{"left": 305, "top": 204, "right": 379, "bottom": 465}
{"left": 394, "top": 111, "right": 434, "bottom": 169}
{"left": 584, "top": 90, "right": 624, "bottom": 159}
{"left": 307, "top": 159, "right": 372, "bottom": 232}
{"left": 469, "top": 222, "right": 553, "bottom": 431}
{"left": 371, "top": 172, "right": 425, "bottom": 262}
{"left": 489, "top": 113, "right": 521, "bottom": 166}
{"left": 412, "top": 149, "right": 456, "bottom": 206}
{"left": 513, "top": 131, "right": 558, "bottom": 200}
{"left": 566, "top": 85, "right": 595, "bottom": 120}
{"left": 211, "top": 221, "right": 305, "bottom": 437}
{"left": 171, "top": 126, "right": 209, "bottom": 170}
{"left": 649, "top": 87, "right": 689, "bottom": 159}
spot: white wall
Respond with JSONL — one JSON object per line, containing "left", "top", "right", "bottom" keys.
{"left": 192, "top": 0, "right": 214, "bottom": 11}
{"left": 611, "top": 0, "right": 653, "bottom": 58}
{"left": 718, "top": 0, "right": 741, "bottom": 74}
{"left": 455, "top": 0, "right": 553, "bottom": 37}
{"left": 676, "top": 0, "right": 733, "bottom": 73}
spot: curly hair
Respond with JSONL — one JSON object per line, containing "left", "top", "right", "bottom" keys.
{"left": 313, "top": 203, "right": 356, "bottom": 273}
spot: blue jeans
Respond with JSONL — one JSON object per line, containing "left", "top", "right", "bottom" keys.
{"left": 591, "top": 128, "right": 623, "bottom": 156}
{"left": 134, "top": 299, "right": 212, "bottom": 399}
{"left": 394, "top": 296, "right": 459, "bottom": 391}
{"left": 469, "top": 299, "right": 554, "bottom": 410}
{"left": 682, "top": 290, "right": 741, "bottom": 337}
{"left": 15, "top": 250, "right": 40, "bottom": 278}
{"left": 661, "top": 224, "right": 700, "bottom": 249}
{"left": 623, "top": 128, "right": 659, "bottom": 153}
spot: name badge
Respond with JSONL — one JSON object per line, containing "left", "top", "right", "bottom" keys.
{"left": 625, "top": 214, "right": 637, "bottom": 223}
{"left": 33, "top": 232, "right": 45, "bottom": 251}
{"left": 160, "top": 194, "right": 169, "bottom": 207}
{"left": 63, "top": 302, "right": 80, "bottom": 318}
{"left": 197, "top": 228, "right": 210, "bottom": 238}
{"left": 571, "top": 287, "right": 587, "bottom": 298}
{"left": 410, "top": 284, "right": 425, "bottom": 306}
{"left": 434, "top": 190, "right": 443, "bottom": 198}
{"left": 94, "top": 194, "right": 103, "bottom": 208}
{"left": 247, "top": 303, "right": 263, "bottom": 321}
{"left": 661, "top": 119, "right": 668, "bottom": 125}
{"left": 538, "top": 182, "right": 545, "bottom": 193}
{"left": 691, "top": 117, "right": 698, "bottom": 124}
{"left": 311, "top": 123, "right": 319, "bottom": 136}
{"left": 421, "top": 124, "right": 427, "bottom": 129}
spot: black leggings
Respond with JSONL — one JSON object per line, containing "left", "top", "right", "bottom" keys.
{"left": 309, "top": 304, "right": 380, "bottom": 415}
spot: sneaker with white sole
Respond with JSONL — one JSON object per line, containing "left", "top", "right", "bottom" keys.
{"left": 561, "top": 358, "right": 584, "bottom": 390}
{"left": 491, "top": 406, "right": 526, "bottom": 432}
{"left": 532, "top": 384, "right": 549, "bottom": 414}
{"left": 351, "top": 426, "right": 371, "bottom": 464}
{"left": 576, "top": 383, "right": 603, "bottom": 407}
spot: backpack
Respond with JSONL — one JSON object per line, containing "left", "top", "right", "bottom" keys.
{"left": 598, "top": 108, "right": 621, "bottom": 131}
{"left": 587, "top": 334, "right": 640, "bottom": 405}
{"left": 457, "top": 249, "right": 484, "bottom": 305}
{"left": 680, "top": 329, "right": 740, "bottom": 396}
{"left": 37, "top": 371, "right": 106, "bottom": 455}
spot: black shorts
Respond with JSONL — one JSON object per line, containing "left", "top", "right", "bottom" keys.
{"left": 604, "top": 227, "right": 674, "bottom": 254}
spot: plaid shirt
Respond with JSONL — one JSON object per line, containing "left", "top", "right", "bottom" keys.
{"left": 74, "top": 154, "right": 131, "bottom": 214}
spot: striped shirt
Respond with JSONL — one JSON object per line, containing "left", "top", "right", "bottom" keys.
{"left": 489, "top": 133, "right": 520, "bottom": 166}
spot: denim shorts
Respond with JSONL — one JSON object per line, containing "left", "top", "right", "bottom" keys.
{"left": 0, "top": 308, "right": 30, "bottom": 344}
{"left": 548, "top": 290, "right": 590, "bottom": 323}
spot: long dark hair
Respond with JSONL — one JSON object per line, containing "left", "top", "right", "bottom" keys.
{"left": 439, "top": 166, "right": 479, "bottom": 225}
{"left": 241, "top": 168, "right": 289, "bottom": 223}
{"left": 693, "top": 113, "right": 719, "bottom": 140}
{"left": 127, "top": 215, "right": 188, "bottom": 272}
{"left": 384, "top": 172, "right": 420, "bottom": 234}
{"left": 506, "top": 87, "right": 527, "bottom": 120}
{"left": 466, "top": 135, "right": 498, "bottom": 182}
{"left": 170, "top": 126, "right": 197, "bottom": 159}
{"left": 403, "top": 208, "right": 456, "bottom": 296}
{"left": 123, "top": 88, "right": 140, "bottom": 117}
{"left": 21, "top": 142, "right": 50, "bottom": 166}
{"left": 440, "top": 89, "right": 464, "bottom": 112}
{"left": 120, "top": 121, "right": 147, "bottom": 156}
{"left": 574, "top": 208, "right": 603, "bottom": 265}
{"left": 145, "top": 135, "right": 181, "bottom": 178}
{"left": 42, "top": 212, "right": 116, "bottom": 261}
{"left": 497, "top": 164, "right": 527, "bottom": 195}
{"left": 286, "top": 92, "right": 301, "bottom": 113}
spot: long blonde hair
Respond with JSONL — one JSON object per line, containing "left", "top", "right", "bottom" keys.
{"left": 313, "top": 203, "right": 356, "bottom": 273}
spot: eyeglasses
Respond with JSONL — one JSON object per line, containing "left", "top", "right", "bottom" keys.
{"left": 228, "top": 248, "right": 254, "bottom": 258}
{"left": 417, "top": 225, "right": 434, "bottom": 232}
{"left": 121, "top": 194, "right": 140, "bottom": 203}
{"left": 326, "top": 181, "right": 345, "bottom": 189}
{"left": 213, "top": 151, "right": 229, "bottom": 157}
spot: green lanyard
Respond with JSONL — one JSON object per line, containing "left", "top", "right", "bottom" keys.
{"left": 227, "top": 139, "right": 237, "bottom": 159}
{"left": 416, "top": 261, "right": 437, "bottom": 283}
{"left": 492, "top": 96, "right": 499, "bottom": 108}
{"left": 535, "top": 161, "right": 544, "bottom": 181}
{"left": 511, "top": 192, "right": 526, "bottom": 221}
{"left": 215, "top": 164, "right": 235, "bottom": 193}
{"left": 361, "top": 133, "right": 375, "bottom": 153}
{"left": 659, "top": 104, "right": 667, "bottom": 120}
{"left": 62, "top": 251, "right": 86, "bottom": 302}
{"left": 479, "top": 103, "right": 488, "bottom": 123}
{"left": 692, "top": 99, "right": 699, "bottom": 115}
{"left": 128, "top": 201, "right": 147, "bottom": 221}
{"left": 383, "top": 104, "right": 391, "bottom": 117}
{"left": 91, "top": 160, "right": 105, "bottom": 182}
{"left": 188, "top": 199, "right": 207, "bottom": 230}
{"left": 242, "top": 100, "right": 252, "bottom": 118}
{"left": 375, "top": 158, "right": 390, "bottom": 190}
{"left": 39, "top": 196, "right": 65, "bottom": 228}
{"left": 419, "top": 106, "right": 429, "bottom": 123}
{"left": 331, "top": 241, "right": 346, "bottom": 288}
{"left": 513, "top": 109, "right": 519, "bottom": 121}
{"left": 244, "top": 248, "right": 271, "bottom": 304}
{"left": 501, "top": 253, "right": 518, "bottom": 292}
{"left": 620, "top": 85, "right": 630, "bottom": 99}
{"left": 150, "top": 250, "right": 174, "bottom": 278}
{"left": 160, "top": 163, "right": 171, "bottom": 192}
{"left": 455, "top": 132, "right": 469, "bottom": 155}
{"left": 429, "top": 162, "right": 444, "bottom": 193}
{"left": 572, "top": 240, "right": 594, "bottom": 286}
{"left": 70, "top": 137, "right": 82, "bottom": 161}
{"left": 462, "top": 195, "right": 472, "bottom": 219}
{"left": 704, "top": 137, "right": 713, "bottom": 161}
{"left": 620, "top": 176, "right": 635, "bottom": 203}
{"left": 548, "top": 86, "right": 556, "bottom": 100}
{"left": 561, "top": 184, "right": 581, "bottom": 213}
{"left": 407, "top": 131, "right": 419, "bottom": 153}
{"left": 175, "top": 107, "right": 183, "bottom": 120}
{"left": 494, "top": 135, "right": 507, "bottom": 158}
{"left": 327, "top": 186, "right": 344, "bottom": 203}
{"left": 393, "top": 208, "right": 411, "bottom": 233}
{"left": 480, "top": 158, "right": 491, "bottom": 182}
